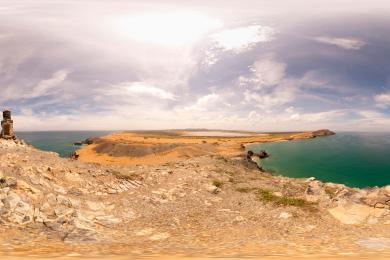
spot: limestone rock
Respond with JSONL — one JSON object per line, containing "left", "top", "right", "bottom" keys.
{"left": 95, "top": 215, "right": 122, "bottom": 226}
{"left": 149, "top": 232, "right": 170, "bottom": 241}
{"left": 279, "top": 212, "right": 292, "bottom": 219}
{"left": 328, "top": 203, "right": 388, "bottom": 224}
{"left": 5, "top": 177, "right": 17, "bottom": 188}
{"left": 205, "top": 184, "right": 220, "bottom": 194}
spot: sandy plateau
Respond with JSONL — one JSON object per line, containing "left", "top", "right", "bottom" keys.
{"left": 0, "top": 130, "right": 389, "bottom": 259}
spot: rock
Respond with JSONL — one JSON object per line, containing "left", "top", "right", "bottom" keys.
{"left": 4, "top": 191, "right": 22, "bottom": 210}
{"left": 149, "top": 232, "right": 170, "bottom": 241}
{"left": 5, "top": 177, "right": 17, "bottom": 188}
{"left": 273, "top": 192, "right": 282, "bottom": 197}
{"left": 86, "top": 201, "right": 106, "bottom": 212}
{"left": 257, "top": 150, "right": 269, "bottom": 159}
{"left": 328, "top": 203, "right": 388, "bottom": 224}
{"left": 95, "top": 215, "right": 122, "bottom": 226}
{"left": 54, "top": 207, "right": 75, "bottom": 217}
{"left": 233, "top": 216, "right": 245, "bottom": 223}
{"left": 46, "top": 193, "right": 57, "bottom": 205}
{"left": 279, "top": 212, "right": 292, "bottom": 219}
{"left": 246, "top": 150, "right": 254, "bottom": 160}
{"left": 39, "top": 202, "right": 52, "bottom": 213}
{"left": 136, "top": 228, "right": 155, "bottom": 236}
{"left": 64, "top": 228, "right": 97, "bottom": 242}
{"left": 306, "top": 180, "right": 323, "bottom": 194}
{"left": 312, "top": 129, "right": 336, "bottom": 137}
{"left": 361, "top": 188, "right": 390, "bottom": 207}
{"left": 8, "top": 199, "right": 34, "bottom": 224}
{"left": 367, "top": 216, "right": 379, "bottom": 224}
{"left": 305, "top": 177, "right": 316, "bottom": 182}
{"left": 57, "top": 195, "right": 72, "bottom": 207}
{"left": 17, "top": 180, "right": 41, "bottom": 196}
{"left": 356, "top": 237, "right": 390, "bottom": 249}
{"left": 305, "top": 180, "right": 328, "bottom": 202}
{"left": 0, "top": 200, "right": 4, "bottom": 213}
{"left": 205, "top": 184, "right": 220, "bottom": 194}
{"left": 384, "top": 185, "right": 390, "bottom": 197}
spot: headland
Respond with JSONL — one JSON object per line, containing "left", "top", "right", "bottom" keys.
{"left": 75, "top": 129, "right": 335, "bottom": 165}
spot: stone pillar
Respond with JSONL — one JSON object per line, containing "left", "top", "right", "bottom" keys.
{"left": 1, "top": 110, "right": 15, "bottom": 139}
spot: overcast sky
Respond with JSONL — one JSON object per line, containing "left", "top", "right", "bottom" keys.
{"left": 1, "top": 0, "right": 390, "bottom": 131}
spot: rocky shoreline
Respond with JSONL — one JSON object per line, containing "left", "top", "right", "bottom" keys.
{"left": 0, "top": 136, "right": 389, "bottom": 258}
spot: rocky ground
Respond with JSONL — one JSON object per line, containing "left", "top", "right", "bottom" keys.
{"left": 0, "top": 138, "right": 389, "bottom": 258}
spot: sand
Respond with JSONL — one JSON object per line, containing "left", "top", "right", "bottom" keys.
{"left": 76, "top": 130, "right": 315, "bottom": 166}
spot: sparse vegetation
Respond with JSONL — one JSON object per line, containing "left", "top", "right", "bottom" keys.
{"left": 236, "top": 187, "right": 255, "bottom": 193}
{"left": 113, "top": 171, "right": 139, "bottom": 181}
{"left": 212, "top": 179, "right": 224, "bottom": 188}
{"left": 255, "top": 188, "right": 313, "bottom": 208}
{"left": 325, "top": 186, "right": 338, "bottom": 198}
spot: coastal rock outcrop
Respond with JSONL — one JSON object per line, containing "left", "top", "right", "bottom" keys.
{"left": 311, "top": 129, "right": 336, "bottom": 137}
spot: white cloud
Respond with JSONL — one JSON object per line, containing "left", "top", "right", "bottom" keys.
{"left": 204, "top": 25, "right": 274, "bottom": 66}
{"left": 247, "top": 58, "right": 286, "bottom": 88}
{"left": 0, "top": 34, "right": 13, "bottom": 41}
{"left": 244, "top": 88, "right": 295, "bottom": 110}
{"left": 314, "top": 36, "right": 366, "bottom": 50}
{"left": 28, "top": 69, "right": 71, "bottom": 98}
{"left": 212, "top": 25, "right": 274, "bottom": 52}
{"left": 110, "top": 82, "right": 177, "bottom": 100}
{"left": 115, "top": 12, "right": 221, "bottom": 46}
{"left": 374, "top": 92, "right": 390, "bottom": 108}
{"left": 184, "top": 93, "right": 221, "bottom": 111}
{"left": 238, "top": 56, "right": 295, "bottom": 111}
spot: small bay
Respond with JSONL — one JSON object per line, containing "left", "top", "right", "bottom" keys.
{"left": 16, "top": 131, "right": 111, "bottom": 157}
{"left": 247, "top": 132, "right": 390, "bottom": 188}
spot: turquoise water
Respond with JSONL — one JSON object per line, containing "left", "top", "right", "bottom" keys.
{"left": 247, "top": 133, "right": 390, "bottom": 188}
{"left": 16, "top": 131, "right": 111, "bottom": 157}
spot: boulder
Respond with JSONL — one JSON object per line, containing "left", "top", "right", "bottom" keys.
{"left": 384, "top": 185, "right": 390, "bottom": 197}
{"left": 328, "top": 202, "right": 388, "bottom": 225}
{"left": 279, "top": 212, "right": 292, "bottom": 219}
{"left": 257, "top": 150, "right": 269, "bottom": 159}
{"left": 5, "top": 177, "right": 17, "bottom": 188}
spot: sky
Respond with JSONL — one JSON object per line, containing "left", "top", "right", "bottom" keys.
{"left": 1, "top": 0, "right": 390, "bottom": 131}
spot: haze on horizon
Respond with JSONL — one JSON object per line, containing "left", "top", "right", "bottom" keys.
{"left": 1, "top": 0, "right": 390, "bottom": 132}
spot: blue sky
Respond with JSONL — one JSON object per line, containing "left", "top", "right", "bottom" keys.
{"left": 1, "top": 0, "right": 390, "bottom": 131}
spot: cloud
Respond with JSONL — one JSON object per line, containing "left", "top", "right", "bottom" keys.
{"left": 184, "top": 93, "right": 221, "bottom": 111}
{"left": 27, "top": 69, "right": 71, "bottom": 98}
{"left": 1, "top": 1, "right": 390, "bottom": 131}
{"left": 314, "top": 36, "right": 366, "bottom": 50}
{"left": 108, "top": 82, "right": 177, "bottom": 100}
{"left": 374, "top": 92, "right": 390, "bottom": 108}
{"left": 204, "top": 25, "right": 274, "bottom": 66}
{"left": 211, "top": 25, "right": 274, "bottom": 52}
{"left": 244, "top": 88, "right": 295, "bottom": 110}
{"left": 241, "top": 58, "right": 286, "bottom": 88}
{"left": 115, "top": 12, "right": 221, "bottom": 46}
{"left": 0, "top": 34, "right": 13, "bottom": 41}
{"left": 238, "top": 56, "right": 294, "bottom": 111}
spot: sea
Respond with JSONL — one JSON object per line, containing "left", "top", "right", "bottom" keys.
{"left": 14, "top": 131, "right": 390, "bottom": 188}
{"left": 247, "top": 132, "right": 390, "bottom": 188}
{"left": 16, "top": 131, "right": 112, "bottom": 158}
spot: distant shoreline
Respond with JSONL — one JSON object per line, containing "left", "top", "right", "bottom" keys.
{"left": 75, "top": 129, "right": 334, "bottom": 166}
